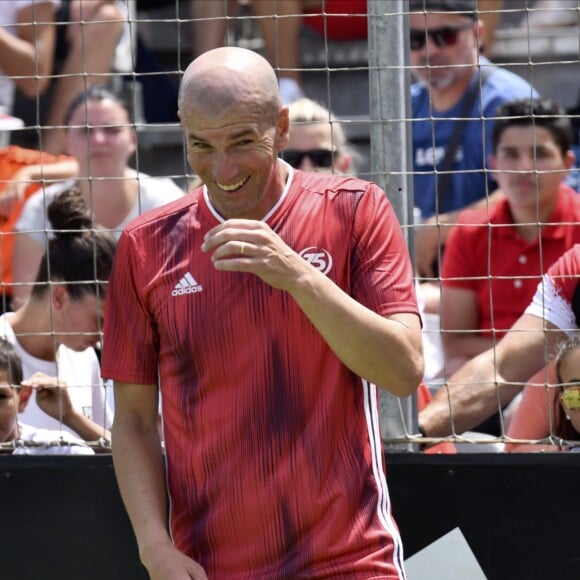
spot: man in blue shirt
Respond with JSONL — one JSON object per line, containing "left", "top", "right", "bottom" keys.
{"left": 410, "top": 0, "right": 538, "bottom": 278}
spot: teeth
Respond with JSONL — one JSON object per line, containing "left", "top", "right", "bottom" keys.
{"left": 217, "top": 177, "right": 248, "bottom": 191}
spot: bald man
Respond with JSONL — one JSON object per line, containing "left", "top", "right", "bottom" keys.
{"left": 102, "top": 47, "right": 423, "bottom": 580}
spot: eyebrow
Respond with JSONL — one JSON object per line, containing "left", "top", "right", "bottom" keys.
{"left": 188, "top": 128, "right": 257, "bottom": 144}
{"left": 497, "top": 144, "right": 552, "bottom": 153}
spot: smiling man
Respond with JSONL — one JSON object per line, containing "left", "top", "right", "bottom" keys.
{"left": 102, "top": 47, "right": 423, "bottom": 579}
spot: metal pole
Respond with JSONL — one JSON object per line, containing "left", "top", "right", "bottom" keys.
{"left": 368, "top": 0, "right": 418, "bottom": 450}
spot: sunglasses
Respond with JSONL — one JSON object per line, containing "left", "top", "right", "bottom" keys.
{"left": 560, "top": 386, "right": 580, "bottom": 411}
{"left": 282, "top": 149, "right": 335, "bottom": 169}
{"left": 409, "top": 22, "right": 474, "bottom": 51}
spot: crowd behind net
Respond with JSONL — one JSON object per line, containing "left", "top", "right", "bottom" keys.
{"left": 2, "top": 0, "right": 579, "bottom": 453}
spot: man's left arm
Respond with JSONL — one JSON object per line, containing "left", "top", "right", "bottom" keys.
{"left": 287, "top": 270, "right": 424, "bottom": 396}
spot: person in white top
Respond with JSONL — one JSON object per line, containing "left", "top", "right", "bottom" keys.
{"left": 5, "top": 187, "right": 116, "bottom": 441}
{"left": 12, "top": 84, "right": 184, "bottom": 309}
{"left": 0, "top": 336, "right": 93, "bottom": 455}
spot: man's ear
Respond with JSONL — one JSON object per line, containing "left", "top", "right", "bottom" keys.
{"left": 276, "top": 105, "right": 290, "bottom": 150}
{"left": 17, "top": 386, "right": 33, "bottom": 413}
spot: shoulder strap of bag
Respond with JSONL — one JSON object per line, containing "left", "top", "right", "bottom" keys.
{"left": 436, "top": 66, "right": 494, "bottom": 213}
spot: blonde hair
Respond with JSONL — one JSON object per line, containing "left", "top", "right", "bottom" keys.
{"left": 288, "top": 98, "right": 347, "bottom": 151}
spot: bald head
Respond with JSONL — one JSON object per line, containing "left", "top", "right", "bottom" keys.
{"left": 179, "top": 47, "right": 281, "bottom": 121}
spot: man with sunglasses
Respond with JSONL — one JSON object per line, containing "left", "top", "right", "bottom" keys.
{"left": 410, "top": 0, "right": 538, "bottom": 280}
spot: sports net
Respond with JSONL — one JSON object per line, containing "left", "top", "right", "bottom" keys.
{"left": 2, "top": 0, "right": 579, "bottom": 453}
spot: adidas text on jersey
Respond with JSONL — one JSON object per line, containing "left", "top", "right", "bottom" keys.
{"left": 172, "top": 272, "right": 203, "bottom": 296}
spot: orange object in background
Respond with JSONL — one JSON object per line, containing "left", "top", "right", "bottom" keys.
{"left": 0, "top": 146, "right": 72, "bottom": 309}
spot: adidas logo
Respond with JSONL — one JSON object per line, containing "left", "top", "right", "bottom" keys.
{"left": 172, "top": 272, "right": 203, "bottom": 296}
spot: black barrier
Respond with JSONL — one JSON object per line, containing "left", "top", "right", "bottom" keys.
{"left": 0, "top": 455, "right": 147, "bottom": 580}
{"left": 1, "top": 453, "right": 579, "bottom": 579}
{"left": 388, "top": 453, "right": 580, "bottom": 579}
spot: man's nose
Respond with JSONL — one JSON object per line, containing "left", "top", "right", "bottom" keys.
{"left": 212, "top": 152, "right": 238, "bottom": 182}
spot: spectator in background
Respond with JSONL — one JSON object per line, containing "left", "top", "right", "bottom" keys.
{"left": 189, "top": 0, "right": 241, "bottom": 57}
{"left": 440, "top": 98, "right": 579, "bottom": 377}
{"left": 42, "top": 1, "right": 128, "bottom": 154}
{"left": 11, "top": 84, "right": 184, "bottom": 309}
{"left": 0, "top": 1, "right": 57, "bottom": 120}
{"left": 553, "top": 336, "right": 580, "bottom": 445}
{"left": 0, "top": 145, "right": 75, "bottom": 313}
{"left": 250, "top": 0, "right": 367, "bottom": 104}
{"left": 284, "top": 97, "right": 355, "bottom": 174}
{"left": 505, "top": 335, "right": 580, "bottom": 452}
{"left": 2, "top": 188, "right": 116, "bottom": 442}
{"left": 409, "top": 0, "right": 537, "bottom": 282}
{"left": 0, "top": 338, "right": 94, "bottom": 455}
{"left": 419, "top": 243, "right": 580, "bottom": 440}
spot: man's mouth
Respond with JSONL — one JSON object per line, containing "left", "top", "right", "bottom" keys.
{"left": 216, "top": 176, "right": 250, "bottom": 192}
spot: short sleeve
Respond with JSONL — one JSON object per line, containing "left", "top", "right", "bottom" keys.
{"left": 351, "top": 183, "right": 418, "bottom": 317}
{"left": 101, "top": 229, "right": 160, "bottom": 384}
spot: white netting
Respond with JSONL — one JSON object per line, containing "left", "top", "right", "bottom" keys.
{"left": 1, "top": 0, "right": 579, "bottom": 453}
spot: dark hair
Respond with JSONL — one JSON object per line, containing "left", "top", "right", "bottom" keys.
{"left": 32, "top": 188, "right": 117, "bottom": 302}
{"left": 64, "top": 84, "right": 131, "bottom": 126}
{"left": 491, "top": 98, "right": 572, "bottom": 157}
{"left": 0, "top": 339, "right": 23, "bottom": 386}
{"left": 552, "top": 336, "right": 580, "bottom": 442}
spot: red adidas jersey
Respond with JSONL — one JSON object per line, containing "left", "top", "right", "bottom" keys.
{"left": 525, "top": 243, "right": 580, "bottom": 334}
{"left": 102, "top": 169, "right": 418, "bottom": 579}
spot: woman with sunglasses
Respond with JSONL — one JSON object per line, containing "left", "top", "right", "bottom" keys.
{"left": 505, "top": 336, "right": 580, "bottom": 452}
{"left": 283, "top": 98, "right": 355, "bottom": 175}
{"left": 409, "top": 0, "right": 538, "bottom": 282}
